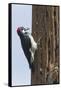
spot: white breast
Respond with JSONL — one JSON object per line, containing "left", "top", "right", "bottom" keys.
{"left": 28, "top": 34, "right": 37, "bottom": 51}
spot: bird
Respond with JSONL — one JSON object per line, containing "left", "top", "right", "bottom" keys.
{"left": 17, "top": 26, "right": 37, "bottom": 72}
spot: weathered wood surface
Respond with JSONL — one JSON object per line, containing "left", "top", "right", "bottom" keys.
{"left": 31, "top": 5, "right": 59, "bottom": 85}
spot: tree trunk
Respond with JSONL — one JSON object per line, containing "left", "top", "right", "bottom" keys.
{"left": 31, "top": 5, "right": 59, "bottom": 85}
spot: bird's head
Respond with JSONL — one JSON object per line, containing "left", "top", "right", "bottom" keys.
{"left": 17, "top": 26, "right": 30, "bottom": 36}
{"left": 17, "top": 26, "right": 25, "bottom": 35}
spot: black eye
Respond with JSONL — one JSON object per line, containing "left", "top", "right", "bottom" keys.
{"left": 20, "top": 27, "right": 23, "bottom": 30}
{"left": 21, "top": 28, "right": 23, "bottom": 30}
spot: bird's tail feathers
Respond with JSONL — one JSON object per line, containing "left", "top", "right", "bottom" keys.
{"left": 29, "top": 63, "right": 35, "bottom": 72}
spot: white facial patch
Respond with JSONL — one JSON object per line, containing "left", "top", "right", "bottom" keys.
{"left": 22, "top": 29, "right": 25, "bottom": 33}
